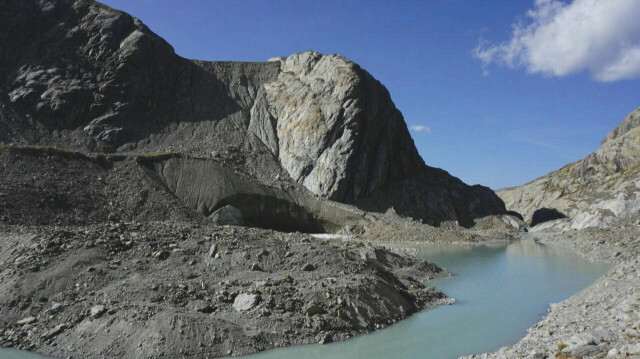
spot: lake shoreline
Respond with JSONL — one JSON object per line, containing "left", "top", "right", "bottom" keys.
{"left": 220, "top": 237, "right": 609, "bottom": 359}
{"left": 0, "top": 222, "right": 453, "bottom": 359}
{"left": 3, "top": 220, "right": 633, "bottom": 359}
{"left": 463, "top": 227, "right": 640, "bottom": 358}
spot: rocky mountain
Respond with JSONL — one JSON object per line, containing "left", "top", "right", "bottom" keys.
{"left": 0, "top": 1, "right": 516, "bottom": 358}
{"left": 499, "top": 107, "right": 640, "bottom": 230}
{"left": 0, "top": 0, "right": 505, "bottom": 227}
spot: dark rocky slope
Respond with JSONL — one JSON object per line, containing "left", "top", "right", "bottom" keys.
{"left": 0, "top": 222, "right": 450, "bottom": 358}
{"left": 0, "top": 0, "right": 505, "bottom": 226}
{"left": 0, "top": 146, "right": 366, "bottom": 233}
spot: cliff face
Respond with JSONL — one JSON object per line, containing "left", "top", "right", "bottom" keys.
{"left": 257, "top": 52, "right": 423, "bottom": 202}
{"left": 0, "top": 0, "right": 505, "bottom": 225}
{"left": 499, "top": 107, "right": 640, "bottom": 230}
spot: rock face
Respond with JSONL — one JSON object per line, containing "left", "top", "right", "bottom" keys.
{"left": 258, "top": 52, "right": 422, "bottom": 202}
{"left": 0, "top": 0, "right": 505, "bottom": 225}
{"left": 499, "top": 107, "right": 640, "bottom": 230}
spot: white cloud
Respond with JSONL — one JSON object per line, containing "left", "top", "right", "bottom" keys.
{"left": 410, "top": 125, "right": 431, "bottom": 133}
{"left": 473, "top": 0, "right": 640, "bottom": 82}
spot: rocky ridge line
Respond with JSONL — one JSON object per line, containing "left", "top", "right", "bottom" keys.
{"left": 0, "top": 0, "right": 506, "bottom": 225}
{"left": 498, "top": 107, "right": 640, "bottom": 231}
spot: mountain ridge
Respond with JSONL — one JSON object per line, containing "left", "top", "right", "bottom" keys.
{"left": 499, "top": 107, "right": 640, "bottom": 230}
{"left": 0, "top": 0, "right": 506, "bottom": 225}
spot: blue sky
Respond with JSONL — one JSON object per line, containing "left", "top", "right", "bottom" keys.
{"left": 102, "top": 0, "right": 640, "bottom": 189}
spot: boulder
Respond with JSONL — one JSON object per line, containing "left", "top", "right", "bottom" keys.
{"left": 90, "top": 305, "right": 107, "bottom": 318}
{"left": 232, "top": 293, "right": 260, "bottom": 312}
{"left": 210, "top": 205, "right": 244, "bottom": 226}
{"left": 303, "top": 301, "right": 324, "bottom": 316}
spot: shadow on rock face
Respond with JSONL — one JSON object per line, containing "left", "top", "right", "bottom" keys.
{"left": 531, "top": 208, "right": 567, "bottom": 227}
{"left": 211, "top": 194, "right": 330, "bottom": 233}
{"left": 354, "top": 167, "right": 507, "bottom": 228}
{"left": 506, "top": 210, "right": 524, "bottom": 221}
{"left": 139, "top": 155, "right": 366, "bottom": 234}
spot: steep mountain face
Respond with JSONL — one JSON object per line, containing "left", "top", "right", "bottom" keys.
{"left": 0, "top": 0, "right": 505, "bottom": 225}
{"left": 499, "top": 107, "right": 640, "bottom": 230}
{"left": 258, "top": 52, "right": 423, "bottom": 202}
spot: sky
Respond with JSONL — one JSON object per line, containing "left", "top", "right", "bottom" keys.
{"left": 101, "top": 0, "right": 640, "bottom": 190}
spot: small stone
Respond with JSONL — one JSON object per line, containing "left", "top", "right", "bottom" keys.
{"left": 628, "top": 343, "right": 640, "bottom": 354}
{"left": 16, "top": 316, "right": 37, "bottom": 325}
{"left": 303, "top": 301, "right": 324, "bottom": 316}
{"left": 208, "top": 243, "right": 218, "bottom": 258}
{"left": 250, "top": 263, "right": 263, "bottom": 271}
{"left": 571, "top": 344, "right": 599, "bottom": 357}
{"left": 90, "top": 305, "right": 107, "bottom": 318}
{"left": 233, "top": 293, "right": 260, "bottom": 312}
{"left": 51, "top": 303, "right": 63, "bottom": 312}
{"left": 194, "top": 301, "right": 215, "bottom": 314}
{"left": 302, "top": 263, "right": 315, "bottom": 271}
{"left": 42, "top": 324, "right": 66, "bottom": 339}
{"left": 153, "top": 250, "right": 170, "bottom": 260}
{"left": 620, "top": 303, "right": 634, "bottom": 313}
{"left": 318, "top": 332, "right": 333, "bottom": 344}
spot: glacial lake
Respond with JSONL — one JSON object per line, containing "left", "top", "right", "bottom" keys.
{"left": 1, "top": 238, "right": 611, "bottom": 359}
{"left": 243, "top": 238, "right": 611, "bottom": 359}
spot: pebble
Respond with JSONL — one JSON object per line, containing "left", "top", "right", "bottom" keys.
{"left": 232, "top": 293, "right": 260, "bottom": 312}
{"left": 90, "top": 305, "right": 107, "bottom": 318}
{"left": 303, "top": 301, "right": 324, "bottom": 316}
{"left": 250, "top": 263, "right": 263, "bottom": 271}
{"left": 16, "top": 316, "right": 37, "bottom": 325}
{"left": 42, "top": 324, "right": 66, "bottom": 339}
{"left": 302, "top": 263, "right": 315, "bottom": 271}
{"left": 208, "top": 243, "right": 218, "bottom": 258}
{"left": 152, "top": 250, "right": 170, "bottom": 260}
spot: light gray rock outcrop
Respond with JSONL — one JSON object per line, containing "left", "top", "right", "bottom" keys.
{"left": 232, "top": 293, "right": 260, "bottom": 312}
{"left": 499, "top": 107, "right": 640, "bottom": 230}
{"left": 254, "top": 51, "right": 422, "bottom": 202}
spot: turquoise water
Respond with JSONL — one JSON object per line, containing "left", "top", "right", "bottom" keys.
{"left": 242, "top": 239, "right": 610, "bottom": 359}
{"left": 1, "top": 239, "right": 611, "bottom": 359}
{"left": 0, "top": 349, "right": 50, "bottom": 359}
